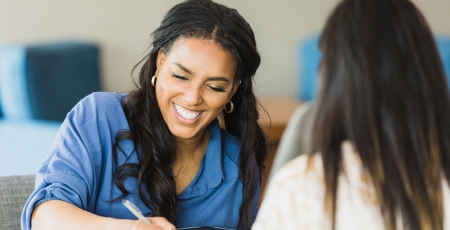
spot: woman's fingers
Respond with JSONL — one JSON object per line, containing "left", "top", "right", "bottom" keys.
{"left": 148, "top": 217, "right": 176, "bottom": 230}
{"left": 129, "top": 217, "right": 175, "bottom": 230}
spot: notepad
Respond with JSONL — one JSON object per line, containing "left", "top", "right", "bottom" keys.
{"left": 178, "top": 227, "right": 234, "bottom": 230}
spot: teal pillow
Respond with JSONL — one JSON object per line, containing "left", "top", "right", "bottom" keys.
{"left": 0, "top": 42, "right": 101, "bottom": 121}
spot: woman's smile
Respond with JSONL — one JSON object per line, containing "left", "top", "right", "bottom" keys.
{"left": 173, "top": 103, "right": 203, "bottom": 122}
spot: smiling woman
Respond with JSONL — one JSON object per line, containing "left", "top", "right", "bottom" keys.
{"left": 21, "top": 1, "right": 268, "bottom": 230}
{"left": 154, "top": 38, "right": 241, "bottom": 196}
{"left": 154, "top": 38, "right": 238, "bottom": 142}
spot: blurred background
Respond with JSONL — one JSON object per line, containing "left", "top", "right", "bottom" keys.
{"left": 0, "top": 0, "right": 449, "bottom": 176}
{"left": 1, "top": 0, "right": 449, "bottom": 97}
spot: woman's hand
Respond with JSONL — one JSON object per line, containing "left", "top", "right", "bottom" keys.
{"left": 31, "top": 200, "right": 176, "bottom": 230}
{"left": 130, "top": 217, "right": 176, "bottom": 230}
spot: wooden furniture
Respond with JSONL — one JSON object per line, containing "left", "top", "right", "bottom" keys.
{"left": 257, "top": 96, "right": 303, "bottom": 200}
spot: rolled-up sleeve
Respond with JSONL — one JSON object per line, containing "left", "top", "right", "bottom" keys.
{"left": 21, "top": 95, "right": 102, "bottom": 230}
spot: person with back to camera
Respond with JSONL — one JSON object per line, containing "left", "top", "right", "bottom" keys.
{"left": 253, "top": 0, "right": 450, "bottom": 229}
{"left": 21, "top": 0, "right": 268, "bottom": 229}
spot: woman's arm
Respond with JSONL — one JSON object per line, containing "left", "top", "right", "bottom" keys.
{"left": 21, "top": 94, "right": 158, "bottom": 229}
{"left": 32, "top": 200, "right": 175, "bottom": 230}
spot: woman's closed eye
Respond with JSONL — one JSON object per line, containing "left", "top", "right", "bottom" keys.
{"left": 207, "top": 84, "right": 226, "bottom": 92}
{"left": 172, "top": 73, "right": 188, "bottom": 81}
{"left": 173, "top": 73, "right": 226, "bottom": 92}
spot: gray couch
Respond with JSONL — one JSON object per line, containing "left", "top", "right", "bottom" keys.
{"left": 0, "top": 174, "right": 35, "bottom": 229}
{"left": 268, "top": 103, "right": 311, "bottom": 180}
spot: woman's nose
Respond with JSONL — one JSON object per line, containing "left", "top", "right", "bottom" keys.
{"left": 183, "top": 84, "right": 203, "bottom": 106}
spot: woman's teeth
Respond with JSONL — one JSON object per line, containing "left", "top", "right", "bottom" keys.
{"left": 174, "top": 104, "right": 202, "bottom": 120}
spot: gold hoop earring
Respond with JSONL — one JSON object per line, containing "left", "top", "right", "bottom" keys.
{"left": 151, "top": 75, "right": 156, "bottom": 87}
{"left": 224, "top": 101, "right": 234, "bottom": 113}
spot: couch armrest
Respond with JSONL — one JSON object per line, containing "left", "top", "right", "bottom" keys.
{"left": 0, "top": 174, "right": 35, "bottom": 230}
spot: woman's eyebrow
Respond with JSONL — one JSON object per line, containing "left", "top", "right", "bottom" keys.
{"left": 173, "top": 62, "right": 192, "bottom": 75}
{"left": 173, "top": 62, "right": 230, "bottom": 83}
{"left": 206, "top": 77, "right": 229, "bottom": 83}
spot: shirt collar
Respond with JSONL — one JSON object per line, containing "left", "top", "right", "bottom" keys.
{"left": 178, "top": 119, "right": 224, "bottom": 199}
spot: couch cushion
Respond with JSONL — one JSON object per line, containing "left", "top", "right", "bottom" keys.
{"left": 0, "top": 45, "right": 31, "bottom": 120}
{"left": 26, "top": 42, "right": 101, "bottom": 121}
{"left": 298, "top": 34, "right": 321, "bottom": 101}
{"left": 436, "top": 36, "right": 450, "bottom": 86}
{"left": 0, "top": 119, "right": 61, "bottom": 176}
{"left": 0, "top": 41, "right": 101, "bottom": 121}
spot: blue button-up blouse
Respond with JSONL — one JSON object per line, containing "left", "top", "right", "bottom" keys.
{"left": 21, "top": 92, "right": 259, "bottom": 229}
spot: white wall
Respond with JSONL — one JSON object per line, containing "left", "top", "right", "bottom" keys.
{"left": 1, "top": 0, "right": 449, "bottom": 98}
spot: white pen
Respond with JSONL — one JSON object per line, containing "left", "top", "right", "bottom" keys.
{"left": 122, "top": 199, "right": 152, "bottom": 225}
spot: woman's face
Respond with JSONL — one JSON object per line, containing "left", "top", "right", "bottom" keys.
{"left": 154, "top": 38, "right": 239, "bottom": 142}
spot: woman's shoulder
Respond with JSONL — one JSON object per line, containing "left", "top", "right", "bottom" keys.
{"left": 272, "top": 153, "right": 324, "bottom": 192}
{"left": 271, "top": 141, "right": 369, "bottom": 191}
{"left": 78, "top": 92, "right": 126, "bottom": 109}
{"left": 68, "top": 92, "right": 127, "bottom": 121}
{"left": 254, "top": 154, "right": 326, "bottom": 229}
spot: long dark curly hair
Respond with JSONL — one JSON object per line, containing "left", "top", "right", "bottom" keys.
{"left": 111, "top": 0, "right": 268, "bottom": 229}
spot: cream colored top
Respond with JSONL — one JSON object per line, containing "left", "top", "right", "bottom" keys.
{"left": 253, "top": 141, "right": 450, "bottom": 230}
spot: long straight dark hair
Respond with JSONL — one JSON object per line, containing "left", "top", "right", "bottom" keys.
{"left": 307, "top": 0, "right": 450, "bottom": 229}
{"left": 111, "top": 0, "right": 268, "bottom": 229}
